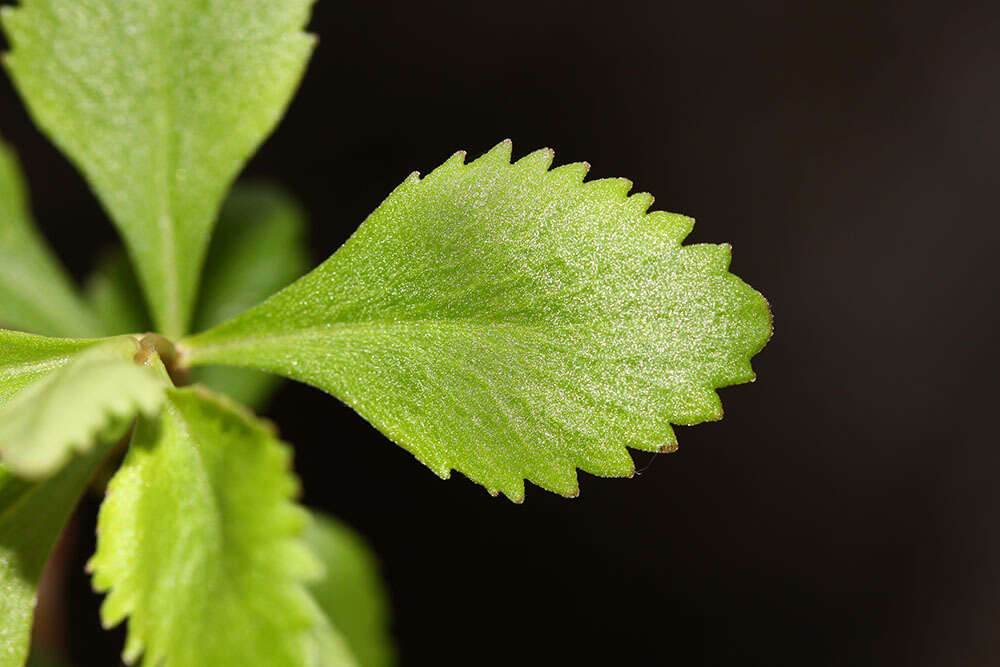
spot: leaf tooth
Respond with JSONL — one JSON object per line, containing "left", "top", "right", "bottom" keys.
{"left": 624, "top": 191, "right": 655, "bottom": 216}
{"left": 122, "top": 631, "right": 145, "bottom": 665}
{"left": 645, "top": 210, "right": 695, "bottom": 243}
{"left": 676, "top": 243, "right": 733, "bottom": 275}
{"left": 585, "top": 177, "right": 633, "bottom": 202}
{"left": 471, "top": 139, "right": 513, "bottom": 169}
{"left": 514, "top": 147, "right": 555, "bottom": 174}
{"left": 547, "top": 161, "right": 591, "bottom": 186}
{"left": 524, "top": 461, "right": 580, "bottom": 499}
{"left": 670, "top": 387, "right": 724, "bottom": 425}
{"left": 428, "top": 150, "right": 467, "bottom": 179}
{"left": 573, "top": 446, "right": 636, "bottom": 480}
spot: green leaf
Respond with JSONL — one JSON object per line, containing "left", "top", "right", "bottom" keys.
{"left": 309, "top": 613, "right": 360, "bottom": 667}
{"left": 0, "top": 337, "right": 165, "bottom": 479}
{"left": 191, "top": 183, "right": 310, "bottom": 409}
{"left": 0, "top": 139, "right": 98, "bottom": 337}
{"left": 182, "top": 142, "right": 773, "bottom": 501}
{"left": 84, "top": 249, "right": 151, "bottom": 337}
{"left": 305, "top": 512, "right": 394, "bottom": 667}
{"left": 195, "top": 183, "right": 311, "bottom": 331}
{"left": 0, "top": 440, "right": 114, "bottom": 667}
{"left": 0, "top": 330, "right": 100, "bottom": 406}
{"left": 89, "top": 387, "right": 321, "bottom": 667}
{"left": 2, "top": 0, "right": 318, "bottom": 338}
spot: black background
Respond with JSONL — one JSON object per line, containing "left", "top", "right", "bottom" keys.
{"left": 2, "top": 1, "right": 999, "bottom": 665}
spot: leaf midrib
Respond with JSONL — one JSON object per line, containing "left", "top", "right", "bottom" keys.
{"left": 151, "top": 2, "right": 180, "bottom": 338}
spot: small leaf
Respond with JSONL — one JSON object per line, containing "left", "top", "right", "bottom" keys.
{"left": 182, "top": 143, "right": 772, "bottom": 501}
{"left": 0, "top": 330, "right": 100, "bottom": 406}
{"left": 195, "top": 183, "right": 311, "bottom": 330}
{"left": 89, "top": 387, "right": 321, "bottom": 667}
{"left": 0, "top": 138, "right": 98, "bottom": 337}
{"left": 0, "top": 337, "right": 165, "bottom": 479}
{"left": 191, "top": 183, "right": 310, "bottom": 409}
{"left": 305, "top": 512, "right": 394, "bottom": 667}
{"left": 2, "top": 0, "right": 318, "bottom": 338}
{"left": 84, "top": 249, "right": 151, "bottom": 337}
{"left": 0, "top": 440, "right": 114, "bottom": 667}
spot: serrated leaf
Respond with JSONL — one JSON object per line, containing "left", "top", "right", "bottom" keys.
{"left": 0, "top": 337, "right": 165, "bottom": 478}
{"left": 89, "top": 387, "right": 321, "bottom": 667}
{"left": 0, "top": 138, "right": 98, "bottom": 337}
{"left": 0, "top": 440, "right": 114, "bottom": 667}
{"left": 191, "top": 183, "right": 310, "bottom": 409}
{"left": 305, "top": 512, "right": 394, "bottom": 667}
{"left": 84, "top": 249, "right": 151, "bottom": 337}
{"left": 2, "top": 0, "right": 317, "bottom": 338}
{"left": 183, "top": 142, "right": 772, "bottom": 501}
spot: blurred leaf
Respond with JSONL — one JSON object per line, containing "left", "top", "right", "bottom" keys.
{"left": 2, "top": 0, "right": 317, "bottom": 337}
{"left": 183, "top": 142, "right": 772, "bottom": 501}
{"left": 0, "top": 440, "right": 114, "bottom": 667}
{"left": 191, "top": 365, "right": 282, "bottom": 412}
{"left": 0, "top": 330, "right": 100, "bottom": 406}
{"left": 305, "top": 512, "right": 394, "bottom": 667}
{"left": 0, "top": 337, "right": 165, "bottom": 479}
{"left": 85, "top": 249, "right": 152, "bottom": 337}
{"left": 89, "top": 387, "right": 321, "bottom": 666}
{"left": 0, "top": 139, "right": 98, "bottom": 337}
{"left": 191, "top": 183, "right": 311, "bottom": 409}
{"left": 310, "top": 613, "right": 360, "bottom": 667}
{"left": 195, "top": 183, "right": 311, "bottom": 330}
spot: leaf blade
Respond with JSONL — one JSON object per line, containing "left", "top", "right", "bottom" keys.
{"left": 0, "top": 441, "right": 113, "bottom": 667}
{"left": 84, "top": 249, "right": 151, "bottom": 337}
{"left": 2, "top": 0, "right": 317, "bottom": 337}
{"left": 0, "top": 337, "right": 165, "bottom": 479}
{"left": 89, "top": 387, "right": 321, "bottom": 667}
{"left": 0, "top": 139, "right": 98, "bottom": 337}
{"left": 305, "top": 512, "right": 394, "bottom": 667}
{"left": 0, "top": 330, "right": 101, "bottom": 406}
{"left": 182, "top": 143, "right": 772, "bottom": 500}
{"left": 191, "top": 183, "right": 311, "bottom": 409}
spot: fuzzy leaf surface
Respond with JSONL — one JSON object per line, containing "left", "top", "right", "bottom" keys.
{"left": 2, "top": 0, "right": 317, "bottom": 337}
{"left": 192, "top": 183, "right": 310, "bottom": 408}
{"left": 305, "top": 512, "right": 394, "bottom": 667}
{"left": 0, "top": 441, "right": 113, "bottom": 667}
{"left": 0, "top": 337, "right": 165, "bottom": 478}
{"left": 89, "top": 387, "right": 321, "bottom": 666}
{"left": 0, "top": 139, "right": 97, "bottom": 337}
{"left": 183, "top": 143, "right": 773, "bottom": 501}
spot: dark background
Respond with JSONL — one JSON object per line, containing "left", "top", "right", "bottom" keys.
{"left": 2, "top": 1, "right": 999, "bottom": 665}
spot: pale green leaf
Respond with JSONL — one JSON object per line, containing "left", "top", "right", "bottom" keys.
{"left": 84, "top": 249, "right": 151, "bottom": 337}
{"left": 0, "top": 330, "right": 100, "bottom": 406}
{"left": 0, "top": 440, "right": 114, "bottom": 667}
{"left": 0, "top": 139, "right": 98, "bottom": 337}
{"left": 0, "top": 337, "right": 165, "bottom": 479}
{"left": 191, "top": 183, "right": 310, "bottom": 409}
{"left": 309, "top": 613, "right": 360, "bottom": 667}
{"left": 2, "top": 0, "right": 317, "bottom": 338}
{"left": 182, "top": 142, "right": 773, "bottom": 501}
{"left": 305, "top": 512, "right": 394, "bottom": 667}
{"left": 89, "top": 387, "right": 322, "bottom": 667}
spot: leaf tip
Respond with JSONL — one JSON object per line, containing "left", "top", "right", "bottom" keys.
{"left": 515, "top": 147, "right": 555, "bottom": 174}
{"left": 547, "top": 161, "right": 591, "bottom": 186}
{"left": 475, "top": 140, "right": 513, "bottom": 167}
